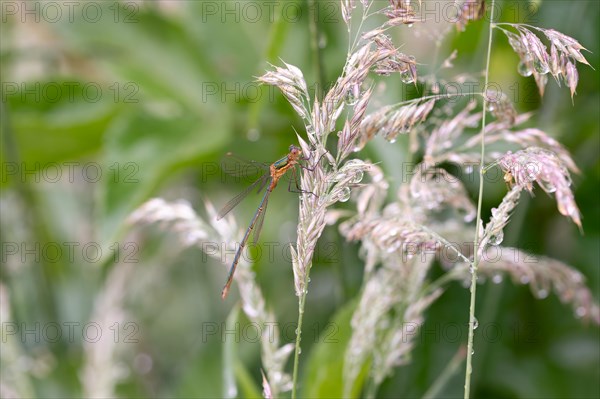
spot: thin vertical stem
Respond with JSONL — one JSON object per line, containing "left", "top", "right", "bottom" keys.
{"left": 291, "top": 262, "right": 311, "bottom": 399}
{"left": 307, "top": 0, "right": 325, "bottom": 97}
{"left": 464, "top": 1, "right": 496, "bottom": 398}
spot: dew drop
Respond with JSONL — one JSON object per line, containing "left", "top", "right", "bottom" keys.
{"left": 400, "top": 70, "right": 414, "bottom": 84}
{"left": 520, "top": 275, "right": 530, "bottom": 284}
{"left": 517, "top": 61, "right": 533, "bottom": 77}
{"left": 492, "top": 274, "right": 503, "bottom": 284}
{"left": 338, "top": 187, "right": 351, "bottom": 202}
{"left": 351, "top": 170, "right": 364, "bottom": 184}
{"left": 533, "top": 59, "right": 549, "bottom": 74}
{"left": 472, "top": 317, "right": 479, "bottom": 330}
{"left": 489, "top": 231, "right": 504, "bottom": 246}
{"left": 345, "top": 91, "right": 358, "bottom": 106}
{"left": 536, "top": 288, "right": 549, "bottom": 299}
{"left": 575, "top": 306, "right": 587, "bottom": 318}
{"left": 465, "top": 165, "right": 474, "bottom": 174}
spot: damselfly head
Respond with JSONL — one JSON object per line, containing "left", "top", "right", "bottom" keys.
{"left": 289, "top": 144, "right": 302, "bottom": 157}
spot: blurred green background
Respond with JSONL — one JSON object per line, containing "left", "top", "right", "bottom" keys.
{"left": 1, "top": 1, "right": 598, "bottom": 398}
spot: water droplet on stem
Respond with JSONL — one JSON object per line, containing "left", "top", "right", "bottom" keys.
{"left": 338, "top": 187, "right": 351, "bottom": 202}
{"left": 400, "top": 70, "right": 414, "bottom": 84}
{"left": 518, "top": 61, "right": 533, "bottom": 77}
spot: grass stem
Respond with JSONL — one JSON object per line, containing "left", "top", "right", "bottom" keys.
{"left": 291, "top": 261, "right": 312, "bottom": 399}
{"left": 464, "top": 2, "right": 497, "bottom": 398}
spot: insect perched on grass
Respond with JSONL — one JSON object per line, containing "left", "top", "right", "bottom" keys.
{"left": 217, "top": 145, "right": 305, "bottom": 299}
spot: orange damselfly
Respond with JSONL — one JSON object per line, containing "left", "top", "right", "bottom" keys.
{"left": 217, "top": 145, "right": 304, "bottom": 299}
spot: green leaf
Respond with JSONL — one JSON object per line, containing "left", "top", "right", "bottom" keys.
{"left": 234, "top": 363, "right": 263, "bottom": 399}
{"left": 302, "top": 299, "right": 368, "bottom": 398}
{"left": 97, "top": 107, "right": 229, "bottom": 245}
{"left": 2, "top": 79, "right": 118, "bottom": 186}
{"left": 50, "top": 4, "right": 215, "bottom": 109}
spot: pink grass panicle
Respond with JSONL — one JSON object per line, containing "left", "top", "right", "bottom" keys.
{"left": 498, "top": 147, "right": 582, "bottom": 229}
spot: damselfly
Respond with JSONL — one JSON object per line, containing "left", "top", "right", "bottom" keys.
{"left": 217, "top": 145, "right": 304, "bottom": 299}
